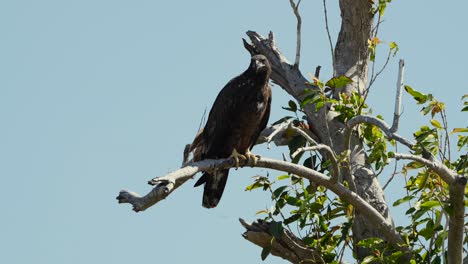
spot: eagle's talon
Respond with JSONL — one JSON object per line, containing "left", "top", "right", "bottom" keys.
{"left": 230, "top": 149, "right": 247, "bottom": 169}
{"left": 245, "top": 149, "right": 259, "bottom": 167}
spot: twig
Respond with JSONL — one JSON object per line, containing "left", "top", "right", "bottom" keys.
{"left": 390, "top": 59, "right": 405, "bottom": 133}
{"left": 291, "top": 145, "right": 340, "bottom": 183}
{"left": 366, "top": 47, "right": 392, "bottom": 94}
{"left": 261, "top": 119, "right": 293, "bottom": 149}
{"left": 322, "top": 0, "right": 335, "bottom": 74}
{"left": 288, "top": 125, "right": 319, "bottom": 146}
{"left": 382, "top": 144, "right": 399, "bottom": 190}
{"left": 288, "top": 0, "right": 302, "bottom": 69}
{"left": 345, "top": 115, "right": 414, "bottom": 150}
{"left": 392, "top": 153, "right": 456, "bottom": 185}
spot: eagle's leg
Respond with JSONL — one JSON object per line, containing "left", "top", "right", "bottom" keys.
{"left": 245, "top": 149, "right": 259, "bottom": 167}
{"left": 229, "top": 148, "right": 247, "bottom": 169}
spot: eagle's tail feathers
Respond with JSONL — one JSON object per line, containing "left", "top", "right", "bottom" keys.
{"left": 193, "top": 173, "right": 206, "bottom": 187}
{"left": 197, "top": 170, "right": 229, "bottom": 208}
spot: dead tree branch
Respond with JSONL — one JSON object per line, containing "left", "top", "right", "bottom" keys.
{"left": 117, "top": 155, "right": 407, "bottom": 251}
{"left": 288, "top": 0, "right": 302, "bottom": 69}
{"left": 390, "top": 59, "right": 405, "bottom": 133}
{"left": 322, "top": 0, "right": 335, "bottom": 74}
{"left": 240, "top": 218, "right": 324, "bottom": 263}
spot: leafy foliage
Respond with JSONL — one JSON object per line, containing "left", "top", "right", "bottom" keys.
{"left": 247, "top": 77, "right": 467, "bottom": 262}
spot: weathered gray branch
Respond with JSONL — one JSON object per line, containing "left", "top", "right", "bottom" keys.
{"left": 390, "top": 59, "right": 405, "bottom": 133}
{"left": 288, "top": 0, "right": 302, "bottom": 69}
{"left": 322, "top": 0, "right": 335, "bottom": 74}
{"left": 292, "top": 145, "right": 340, "bottom": 183}
{"left": 116, "top": 159, "right": 232, "bottom": 212}
{"left": 346, "top": 115, "right": 414, "bottom": 150}
{"left": 393, "top": 153, "right": 455, "bottom": 184}
{"left": 240, "top": 218, "right": 324, "bottom": 263}
{"left": 117, "top": 155, "right": 406, "bottom": 251}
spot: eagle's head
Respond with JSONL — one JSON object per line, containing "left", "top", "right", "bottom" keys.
{"left": 250, "top": 55, "right": 271, "bottom": 75}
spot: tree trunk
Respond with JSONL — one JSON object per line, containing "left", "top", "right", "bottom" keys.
{"left": 243, "top": 0, "right": 396, "bottom": 261}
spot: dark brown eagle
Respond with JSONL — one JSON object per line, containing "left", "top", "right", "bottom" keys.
{"left": 191, "top": 54, "right": 272, "bottom": 208}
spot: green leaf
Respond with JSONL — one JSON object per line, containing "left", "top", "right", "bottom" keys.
{"left": 288, "top": 100, "right": 298, "bottom": 112}
{"left": 272, "top": 186, "right": 288, "bottom": 199}
{"left": 357, "top": 237, "right": 383, "bottom": 247}
{"left": 315, "top": 100, "right": 324, "bottom": 111}
{"left": 255, "top": 210, "right": 268, "bottom": 215}
{"left": 245, "top": 182, "right": 263, "bottom": 191}
{"left": 261, "top": 241, "right": 272, "bottom": 260}
{"left": 404, "top": 85, "right": 428, "bottom": 104}
{"left": 276, "top": 174, "right": 290, "bottom": 181}
{"left": 420, "top": 200, "right": 440, "bottom": 209}
{"left": 389, "top": 41, "right": 399, "bottom": 56}
{"left": 300, "top": 94, "right": 320, "bottom": 108}
{"left": 268, "top": 221, "right": 284, "bottom": 239}
{"left": 452, "top": 127, "right": 468, "bottom": 133}
{"left": 404, "top": 161, "right": 424, "bottom": 170}
{"left": 393, "top": 195, "right": 414, "bottom": 207}
{"left": 325, "top": 76, "right": 353, "bottom": 89}
{"left": 284, "top": 213, "right": 301, "bottom": 225}
{"left": 430, "top": 119, "right": 442, "bottom": 129}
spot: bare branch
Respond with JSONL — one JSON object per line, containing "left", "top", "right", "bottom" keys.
{"left": 322, "top": 0, "right": 335, "bottom": 74}
{"left": 291, "top": 145, "right": 340, "bottom": 183}
{"left": 289, "top": 125, "right": 319, "bottom": 146}
{"left": 256, "top": 119, "right": 293, "bottom": 148}
{"left": 345, "top": 115, "right": 414, "bottom": 150}
{"left": 392, "top": 153, "right": 456, "bottom": 185}
{"left": 240, "top": 218, "right": 324, "bottom": 263}
{"left": 390, "top": 59, "right": 405, "bottom": 133}
{"left": 117, "top": 155, "right": 406, "bottom": 251}
{"left": 288, "top": 0, "right": 302, "bottom": 69}
{"left": 116, "top": 158, "right": 232, "bottom": 212}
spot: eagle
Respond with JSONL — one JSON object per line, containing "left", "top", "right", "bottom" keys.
{"left": 191, "top": 54, "right": 272, "bottom": 208}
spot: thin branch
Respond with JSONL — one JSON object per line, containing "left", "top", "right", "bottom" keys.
{"left": 322, "top": 0, "right": 335, "bottom": 74}
{"left": 257, "top": 119, "right": 293, "bottom": 148}
{"left": 289, "top": 125, "right": 319, "bottom": 146}
{"left": 390, "top": 59, "right": 405, "bottom": 133}
{"left": 382, "top": 144, "right": 399, "bottom": 190}
{"left": 291, "top": 145, "right": 340, "bottom": 183}
{"left": 117, "top": 156, "right": 407, "bottom": 251}
{"left": 366, "top": 46, "right": 392, "bottom": 94}
{"left": 345, "top": 115, "right": 414, "bottom": 150}
{"left": 288, "top": 0, "right": 302, "bottom": 69}
{"left": 392, "top": 153, "right": 456, "bottom": 184}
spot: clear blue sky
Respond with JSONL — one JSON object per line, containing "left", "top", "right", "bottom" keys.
{"left": 1, "top": 1, "right": 466, "bottom": 263}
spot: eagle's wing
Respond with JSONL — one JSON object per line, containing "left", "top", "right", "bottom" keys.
{"left": 194, "top": 78, "right": 241, "bottom": 208}
{"left": 200, "top": 79, "right": 239, "bottom": 158}
{"left": 250, "top": 86, "right": 271, "bottom": 150}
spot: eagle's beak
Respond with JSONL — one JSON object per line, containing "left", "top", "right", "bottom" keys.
{"left": 255, "top": 60, "right": 266, "bottom": 71}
